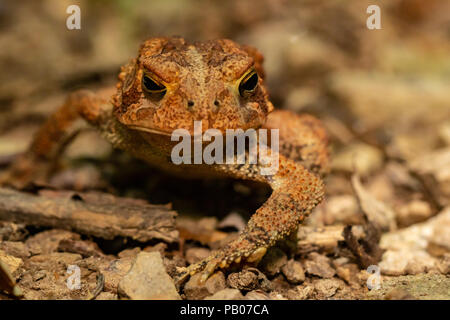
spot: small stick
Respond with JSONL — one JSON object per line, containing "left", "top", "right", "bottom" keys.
{"left": 0, "top": 187, "right": 178, "bottom": 243}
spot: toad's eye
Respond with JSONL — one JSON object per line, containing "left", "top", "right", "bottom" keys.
{"left": 142, "top": 74, "right": 166, "bottom": 96}
{"left": 238, "top": 70, "right": 258, "bottom": 97}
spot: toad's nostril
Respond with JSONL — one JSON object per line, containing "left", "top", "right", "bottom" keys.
{"left": 214, "top": 100, "right": 220, "bottom": 107}
{"left": 187, "top": 100, "right": 195, "bottom": 108}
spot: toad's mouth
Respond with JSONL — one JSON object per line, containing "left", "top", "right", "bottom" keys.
{"left": 128, "top": 125, "right": 173, "bottom": 136}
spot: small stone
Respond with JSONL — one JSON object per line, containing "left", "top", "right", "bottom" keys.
{"left": 384, "top": 162, "right": 417, "bottom": 187}
{"left": 244, "top": 290, "right": 270, "bottom": 300}
{"left": 428, "top": 216, "right": 450, "bottom": 256}
{"left": 380, "top": 250, "right": 436, "bottom": 276}
{"left": 296, "top": 285, "right": 314, "bottom": 300}
{"left": 32, "top": 270, "right": 47, "bottom": 282}
{"left": 227, "top": 268, "right": 272, "bottom": 292}
{"left": 258, "top": 247, "right": 287, "bottom": 277}
{"left": 0, "top": 221, "right": 27, "bottom": 241}
{"left": 439, "top": 122, "right": 450, "bottom": 145}
{"left": 322, "top": 195, "right": 363, "bottom": 225}
{"left": 304, "top": 253, "right": 336, "bottom": 279}
{"left": 177, "top": 217, "right": 227, "bottom": 245}
{"left": 205, "top": 288, "right": 244, "bottom": 300}
{"left": 118, "top": 247, "right": 141, "bottom": 259}
{"left": 218, "top": 212, "right": 246, "bottom": 232}
{"left": 379, "top": 208, "right": 450, "bottom": 275}
{"left": 95, "top": 292, "right": 118, "bottom": 300}
{"left": 335, "top": 264, "right": 361, "bottom": 288}
{"left": 332, "top": 257, "right": 350, "bottom": 268}
{"left": 313, "top": 278, "right": 344, "bottom": 299}
{"left": 25, "top": 229, "right": 80, "bottom": 255}
{"left": 185, "top": 247, "right": 211, "bottom": 264}
{"left": 384, "top": 288, "right": 415, "bottom": 300}
{"left": 57, "top": 239, "right": 104, "bottom": 258}
{"left": 332, "top": 142, "right": 384, "bottom": 176}
{"left": 396, "top": 200, "right": 432, "bottom": 227}
{"left": 209, "top": 232, "right": 239, "bottom": 251}
{"left": 437, "top": 254, "right": 450, "bottom": 274}
{"left": 352, "top": 174, "right": 397, "bottom": 231}
{"left": 285, "top": 285, "right": 314, "bottom": 300}
{"left": 118, "top": 252, "right": 180, "bottom": 300}
{"left": 270, "top": 274, "right": 291, "bottom": 292}
{"left": 0, "top": 250, "right": 23, "bottom": 274}
{"left": 227, "top": 270, "right": 257, "bottom": 290}
{"left": 268, "top": 292, "right": 288, "bottom": 300}
{"left": 198, "top": 217, "right": 218, "bottom": 231}
{"left": 281, "top": 259, "right": 305, "bottom": 284}
{"left": 143, "top": 242, "right": 168, "bottom": 255}
{"left": 408, "top": 148, "right": 450, "bottom": 207}
{"left": 0, "top": 241, "right": 30, "bottom": 259}
{"left": 335, "top": 265, "right": 350, "bottom": 282}
{"left": 184, "top": 271, "right": 226, "bottom": 300}
{"left": 101, "top": 257, "right": 134, "bottom": 293}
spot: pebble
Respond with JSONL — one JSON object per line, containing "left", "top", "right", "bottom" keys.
{"left": 0, "top": 241, "right": 30, "bottom": 259}
{"left": 217, "top": 212, "right": 246, "bottom": 232}
{"left": 0, "top": 250, "right": 23, "bottom": 274}
{"left": 227, "top": 268, "right": 272, "bottom": 292}
{"left": 285, "top": 285, "right": 314, "bottom": 300}
{"left": 281, "top": 259, "right": 305, "bottom": 284}
{"left": 331, "top": 142, "right": 384, "bottom": 176}
{"left": 244, "top": 290, "right": 270, "bottom": 300}
{"left": 185, "top": 247, "right": 211, "bottom": 264}
{"left": 95, "top": 292, "right": 118, "bottom": 300}
{"left": 379, "top": 207, "right": 450, "bottom": 275}
{"left": 118, "top": 252, "right": 180, "bottom": 300}
{"left": 204, "top": 288, "right": 243, "bottom": 300}
{"left": 313, "top": 278, "right": 344, "bottom": 299}
{"left": 101, "top": 257, "right": 134, "bottom": 293}
{"left": 303, "top": 253, "right": 336, "bottom": 279}
{"left": 396, "top": 200, "right": 432, "bottom": 227}
{"left": 259, "top": 247, "right": 287, "bottom": 277}
{"left": 118, "top": 247, "right": 141, "bottom": 259}
{"left": 184, "top": 271, "right": 226, "bottom": 300}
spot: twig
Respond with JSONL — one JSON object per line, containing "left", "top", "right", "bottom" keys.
{"left": 0, "top": 187, "right": 178, "bottom": 243}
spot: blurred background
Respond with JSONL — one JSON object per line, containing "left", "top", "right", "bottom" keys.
{"left": 0, "top": 0, "right": 449, "bottom": 299}
{"left": 0, "top": 0, "right": 449, "bottom": 212}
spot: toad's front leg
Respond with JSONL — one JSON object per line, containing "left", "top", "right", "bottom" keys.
{"left": 175, "top": 154, "right": 325, "bottom": 284}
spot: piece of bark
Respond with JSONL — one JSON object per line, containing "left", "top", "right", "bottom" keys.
{"left": 351, "top": 174, "right": 397, "bottom": 232}
{"left": 0, "top": 188, "right": 178, "bottom": 243}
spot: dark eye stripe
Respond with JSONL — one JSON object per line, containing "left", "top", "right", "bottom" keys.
{"left": 239, "top": 72, "right": 258, "bottom": 97}
{"left": 142, "top": 75, "right": 166, "bottom": 92}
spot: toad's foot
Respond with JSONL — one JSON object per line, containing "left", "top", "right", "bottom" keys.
{"left": 174, "top": 236, "right": 268, "bottom": 285}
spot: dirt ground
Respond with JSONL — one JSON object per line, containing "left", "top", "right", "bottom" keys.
{"left": 0, "top": 0, "right": 449, "bottom": 300}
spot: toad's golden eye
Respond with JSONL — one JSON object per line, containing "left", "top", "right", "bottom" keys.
{"left": 238, "top": 70, "right": 258, "bottom": 97}
{"left": 142, "top": 74, "right": 166, "bottom": 97}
